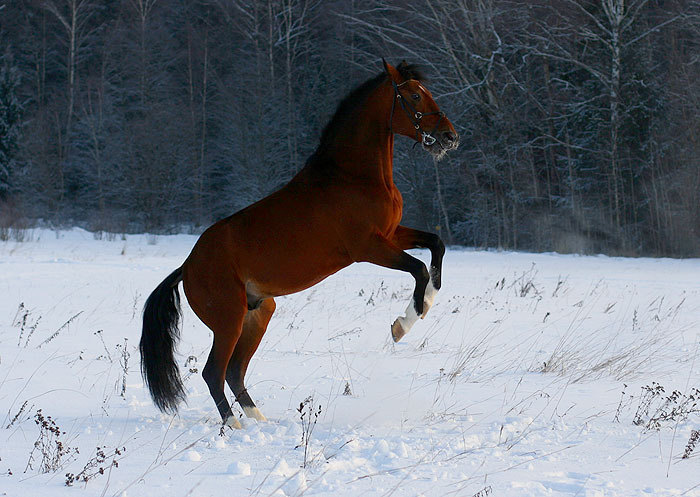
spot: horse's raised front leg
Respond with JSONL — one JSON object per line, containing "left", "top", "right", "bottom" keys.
{"left": 392, "top": 226, "right": 445, "bottom": 318}
{"left": 359, "top": 234, "right": 430, "bottom": 342}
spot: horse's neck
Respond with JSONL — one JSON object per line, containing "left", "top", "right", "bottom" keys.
{"left": 327, "top": 111, "right": 396, "bottom": 189}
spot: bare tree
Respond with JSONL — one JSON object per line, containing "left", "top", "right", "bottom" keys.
{"left": 0, "top": 0, "right": 698, "bottom": 254}
{"left": 42, "top": 0, "right": 98, "bottom": 200}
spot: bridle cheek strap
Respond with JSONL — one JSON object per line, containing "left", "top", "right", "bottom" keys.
{"left": 389, "top": 79, "right": 444, "bottom": 148}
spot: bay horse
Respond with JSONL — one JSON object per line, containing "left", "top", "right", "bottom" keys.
{"left": 140, "top": 60, "right": 459, "bottom": 428}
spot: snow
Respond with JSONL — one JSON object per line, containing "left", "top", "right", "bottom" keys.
{"left": 1, "top": 228, "right": 699, "bottom": 496}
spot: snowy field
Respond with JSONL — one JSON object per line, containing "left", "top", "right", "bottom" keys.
{"left": 1, "top": 228, "right": 699, "bottom": 497}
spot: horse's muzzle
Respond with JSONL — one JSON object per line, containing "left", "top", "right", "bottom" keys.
{"left": 422, "top": 129, "right": 459, "bottom": 161}
{"left": 442, "top": 131, "right": 459, "bottom": 148}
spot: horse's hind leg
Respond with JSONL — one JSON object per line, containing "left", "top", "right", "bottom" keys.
{"left": 226, "top": 298, "right": 275, "bottom": 421}
{"left": 193, "top": 286, "right": 248, "bottom": 428}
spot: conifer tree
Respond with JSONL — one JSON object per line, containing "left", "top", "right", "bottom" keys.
{"left": 0, "top": 50, "right": 23, "bottom": 200}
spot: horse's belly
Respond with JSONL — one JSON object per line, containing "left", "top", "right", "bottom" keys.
{"left": 236, "top": 223, "right": 350, "bottom": 298}
{"left": 246, "top": 254, "right": 347, "bottom": 298}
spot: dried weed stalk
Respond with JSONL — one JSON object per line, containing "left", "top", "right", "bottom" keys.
{"left": 682, "top": 430, "right": 699, "bottom": 459}
{"left": 633, "top": 383, "right": 699, "bottom": 431}
{"left": 65, "top": 445, "right": 126, "bottom": 486}
{"left": 295, "top": 396, "right": 322, "bottom": 468}
{"left": 24, "top": 410, "right": 78, "bottom": 474}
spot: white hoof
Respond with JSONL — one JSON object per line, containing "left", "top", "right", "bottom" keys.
{"left": 391, "top": 319, "right": 407, "bottom": 342}
{"left": 224, "top": 415, "right": 242, "bottom": 429}
{"left": 242, "top": 406, "right": 267, "bottom": 422}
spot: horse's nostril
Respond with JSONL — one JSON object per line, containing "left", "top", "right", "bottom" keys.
{"left": 443, "top": 131, "right": 457, "bottom": 144}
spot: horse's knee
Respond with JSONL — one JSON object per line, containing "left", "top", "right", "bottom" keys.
{"left": 432, "top": 234, "right": 445, "bottom": 258}
{"left": 203, "top": 343, "right": 234, "bottom": 391}
{"left": 411, "top": 261, "right": 430, "bottom": 288}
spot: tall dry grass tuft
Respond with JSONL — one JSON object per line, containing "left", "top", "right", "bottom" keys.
{"left": 24, "top": 410, "right": 78, "bottom": 474}
{"left": 296, "top": 396, "right": 322, "bottom": 469}
{"left": 632, "top": 383, "right": 699, "bottom": 431}
{"left": 534, "top": 294, "right": 690, "bottom": 382}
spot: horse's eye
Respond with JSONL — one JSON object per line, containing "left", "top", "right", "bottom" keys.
{"left": 411, "top": 93, "right": 421, "bottom": 101}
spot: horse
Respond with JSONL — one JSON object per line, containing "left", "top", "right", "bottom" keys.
{"left": 139, "top": 60, "right": 459, "bottom": 428}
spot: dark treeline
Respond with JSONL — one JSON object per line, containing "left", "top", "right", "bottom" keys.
{"left": 0, "top": 0, "right": 699, "bottom": 255}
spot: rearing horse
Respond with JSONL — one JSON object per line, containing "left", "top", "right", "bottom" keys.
{"left": 140, "top": 60, "right": 459, "bottom": 428}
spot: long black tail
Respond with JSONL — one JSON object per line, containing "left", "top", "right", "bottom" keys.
{"left": 140, "top": 267, "right": 186, "bottom": 414}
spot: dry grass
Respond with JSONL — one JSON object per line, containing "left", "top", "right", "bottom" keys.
{"left": 533, "top": 293, "right": 690, "bottom": 383}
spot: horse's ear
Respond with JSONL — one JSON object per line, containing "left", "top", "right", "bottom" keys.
{"left": 382, "top": 58, "right": 402, "bottom": 83}
{"left": 382, "top": 58, "right": 391, "bottom": 76}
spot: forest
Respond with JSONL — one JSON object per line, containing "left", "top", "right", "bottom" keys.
{"left": 0, "top": 0, "right": 699, "bottom": 256}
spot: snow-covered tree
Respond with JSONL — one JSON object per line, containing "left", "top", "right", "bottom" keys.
{"left": 0, "top": 50, "right": 23, "bottom": 200}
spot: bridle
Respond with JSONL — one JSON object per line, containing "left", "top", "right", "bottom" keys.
{"left": 389, "top": 79, "right": 445, "bottom": 148}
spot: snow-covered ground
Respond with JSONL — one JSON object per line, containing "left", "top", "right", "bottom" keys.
{"left": 1, "top": 228, "right": 699, "bottom": 497}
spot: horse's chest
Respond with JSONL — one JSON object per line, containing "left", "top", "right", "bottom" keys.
{"left": 390, "top": 187, "right": 403, "bottom": 220}
{"left": 379, "top": 187, "right": 403, "bottom": 234}
{"left": 342, "top": 184, "right": 403, "bottom": 236}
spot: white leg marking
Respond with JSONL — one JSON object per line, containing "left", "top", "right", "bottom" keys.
{"left": 398, "top": 299, "right": 420, "bottom": 330}
{"left": 392, "top": 299, "right": 420, "bottom": 342}
{"left": 243, "top": 406, "right": 267, "bottom": 422}
{"left": 224, "top": 415, "right": 242, "bottom": 429}
{"left": 422, "top": 279, "right": 438, "bottom": 319}
{"left": 391, "top": 277, "right": 439, "bottom": 341}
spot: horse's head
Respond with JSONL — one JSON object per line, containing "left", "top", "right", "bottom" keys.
{"left": 383, "top": 59, "right": 459, "bottom": 160}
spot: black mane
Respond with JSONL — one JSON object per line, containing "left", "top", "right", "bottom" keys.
{"left": 308, "top": 61, "right": 426, "bottom": 163}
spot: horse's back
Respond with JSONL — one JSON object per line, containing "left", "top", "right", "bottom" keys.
{"left": 183, "top": 176, "right": 355, "bottom": 300}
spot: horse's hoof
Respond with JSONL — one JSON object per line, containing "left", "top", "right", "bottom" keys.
{"left": 243, "top": 406, "right": 267, "bottom": 422}
{"left": 391, "top": 319, "right": 407, "bottom": 342}
{"left": 224, "top": 415, "right": 242, "bottom": 429}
